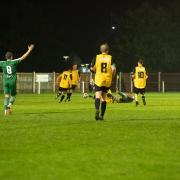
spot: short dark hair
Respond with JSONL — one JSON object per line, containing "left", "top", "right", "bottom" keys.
{"left": 5, "top": 51, "right": 13, "bottom": 60}
{"left": 138, "top": 59, "right": 144, "bottom": 65}
{"left": 100, "top": 43, "right": 109, "bottom": 53}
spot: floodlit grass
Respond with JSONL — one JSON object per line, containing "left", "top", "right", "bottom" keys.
{"left": 0, "top": 93, "right": 180, "bottom": 180}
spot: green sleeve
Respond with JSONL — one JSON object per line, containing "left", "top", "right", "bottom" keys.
{"left": 0, "top": 61, "right": 5, "bottom": 67}
{"left": 11, "top": 58, "right": 22, "bottom": 65}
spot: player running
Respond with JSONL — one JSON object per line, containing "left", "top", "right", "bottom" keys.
{"left": 71, "top": 64, "right": 80, "bottom": 90}
{"left": 91, "top": 43, "right": 116, "bottom": 120}
{"left": 56, "top": 65, "right": 72, "bottom": 103}
{"left": 66, "top": 64, "right": 80, "bottom": 101}
{"left": 0, "top": 44, "right": 34, "bottom": 115}
{"left": 132, "top": 59, "right": 148, "bottom": 106}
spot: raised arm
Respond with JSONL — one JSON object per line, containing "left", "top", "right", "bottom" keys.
{"left": 19, "top": 44, "right": 34, "bottom": 61}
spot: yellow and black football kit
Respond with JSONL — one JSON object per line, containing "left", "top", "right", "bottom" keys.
{"left": 59, "top": 71, "right": 72, "bottom": 91}
{"left": 71, "top": 69, "right": 80, "bottom": 90}
{"left": 91, "top": 54, "right": 113, "bottom": 92}
{"left": 133, "top": 66, "right": 147, "bottom": 94}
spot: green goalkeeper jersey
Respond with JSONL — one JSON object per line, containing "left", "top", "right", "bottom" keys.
{"left": 0, "top": 59, "right": 21, "bottom": 81}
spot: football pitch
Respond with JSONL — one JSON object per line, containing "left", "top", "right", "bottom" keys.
{"left": 0, "top": 93, "right": 180, "bottom": 180}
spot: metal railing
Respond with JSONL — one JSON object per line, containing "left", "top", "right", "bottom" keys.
{"left": 0, "top": 72, "right": 180, "bottom": 93}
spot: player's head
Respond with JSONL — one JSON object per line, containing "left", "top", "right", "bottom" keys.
{"left": 138, "top": 59, "right": 144, "bottom": 66}
{"left": 100, "top": 43, "right": 109, "bottom": 54}
{"left": 5, "top": 51, "right": 13, "bottom": 60}
{"left": 73, "top": 64, "right": 78, "bottom": 70}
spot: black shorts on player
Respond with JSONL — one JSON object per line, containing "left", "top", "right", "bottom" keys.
{"left": 133, "top": 87, "right": 145, "bottom": 94}
{"left": 95, "top": 84, "right": 110, "bottom": 93}
{"left": 59, "top": 87, "right": 68, "bottom": 92}
{"left": 71, "top": 85, "right": 77, "bottom": 90}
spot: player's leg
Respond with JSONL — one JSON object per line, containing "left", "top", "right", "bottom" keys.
{"left": 8, "top": 79, "right": 17, "bottom": 114}
{"left": 56, "top": 87, "right": 62, "bottom": 99}
{"left": 99, "top": 90, "right": 107, "bottom": 120}
{"left": 59, "top": 89, "right": 67, "bottom": 102}
{"left": 66, "top": 88, "right": 73, "bottom": 101}
{"left": 134, "top": 87, "right": 139, "bottom": 106}
{"left": 68, "top": 85, "right": 76, "bottom": 100}
{"left": 135, "top": 93, "right": 139, "bottom": 106}
{"left": 60, "top": 92, "right": 66, "bottom": 102}
{"left": 94, "top": 85, "right": 102, "bottom": 120}
{"left": 141, "top": 89, "right": 146, "bottom": 105}
{"left": 4, "top": 94, "right": 10, "bottom": 115}
{"left": 3, "top": 82, "right": 10, "bottom": 115}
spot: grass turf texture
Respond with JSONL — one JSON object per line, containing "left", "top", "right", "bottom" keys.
{"left": 0, "top": 93, "right": 180, "bottom": 180}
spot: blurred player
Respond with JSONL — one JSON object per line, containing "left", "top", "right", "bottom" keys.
{"left": 56, "top": 64, "right": 72, "bottom": 103}
{"left": 72, "top": 64, "right": 80, "bottom": 90}
{"left": 132, "top": 59, "right": 148, "bottom": 106}
{"left": 56, "top": 73, "right": 63, "bottom": 98}
{"left": 91, "top": 43, "right": 116, "bottom": 120}
{"left": 66, "top": 64, "right": 80, "bottom": 101}
{"left": 118, "top": 92, "right": 134, "bottom": 103}
{"left": 0, "top": 44, "right": 34, "bottom": 115}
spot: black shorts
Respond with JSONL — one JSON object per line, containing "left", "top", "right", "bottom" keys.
{"left": 134, "top": 87, "right": 145, "bottom": 94}
{"left": 59, "top": 87, "right": 68, "bottom": 92}
{"left": 71, "top": 85, "right": 77, "bottom": 90}
{"left": 95, "top": 84, "right": 110, "bottom": 93}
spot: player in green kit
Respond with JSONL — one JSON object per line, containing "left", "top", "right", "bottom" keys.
{"left": 0, "top": 44, "right": 34, "bottom": 115}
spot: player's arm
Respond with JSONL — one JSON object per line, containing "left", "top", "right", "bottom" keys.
{"left": 131, "top": 69, "right": 136, "bottom": 80}
{"left": 56, "top": 74, "right": 61, "bottom": 85}
{"left": 68, "top": 76, "right": 72, "bottom": 87}
{"left": 19, "top": 44, "right": 34, "bottom": 61}
{"left": 0, "top": 61, "right": 4, "bottom": 67}
{"left": 78, "top": 71, "right": 81, "bottom": 81}
{"left": 111, "top": 58, "right": 116, "bottom": 78}
{"left": 90, "top": 57, "right": 96, "bottom": 73}
{"left": 112, "top": 64, "right": 116, "bottom": 78}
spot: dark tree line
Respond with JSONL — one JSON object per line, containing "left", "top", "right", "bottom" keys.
{"left": 1, "top": 1, "right": 180, "bottom": 72}
{"left": 110, "top": 0, "right": 180, "bottom": 72}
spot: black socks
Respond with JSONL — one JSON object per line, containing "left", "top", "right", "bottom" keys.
{"left": 95, "top": 98, "right": 107, "bottom": 118}
{"left": 66, "top": 92, "right": 72, "bottom": 101}
{"left": 142, "top": 95, "right": 146, "bottom": 105}
{"left": 95, "top": 98, "right": 100, "bottom": 110}
{"left": 60, "top": 95, "right": 65, "bottom": 102}
{"left": 101, "top": 101, "right": 106, "bottom": 117}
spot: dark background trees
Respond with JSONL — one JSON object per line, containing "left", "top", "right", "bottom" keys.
{"left": 110, "top": 1, "right": 180, "bottom": 72}
{"left": 0, "top": 0, "right": 180, "bottom": 72}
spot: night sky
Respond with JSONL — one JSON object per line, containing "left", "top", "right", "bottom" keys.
{"left": 0, "top": 0, "right": 165, "bottom": 72}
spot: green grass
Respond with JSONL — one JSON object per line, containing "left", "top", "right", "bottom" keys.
{"left": 0, "top": 93, "right": 180, "bottom": 180}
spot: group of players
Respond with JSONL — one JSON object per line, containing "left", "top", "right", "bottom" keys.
{"left": 90, "top": 43, "right": 148, "bottom": 120}
{"left": 0, "top": 43, "right": 148, "bottom": 120}
{"left": 55, "top": 64, "right": 80, "bottom": 103}
{"left": 55, "top": 43, "right": 148, "bottom": 120}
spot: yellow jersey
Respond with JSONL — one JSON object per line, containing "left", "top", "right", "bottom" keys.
{"left": 59, "top": 71, "right": 72, "bottom": 89}
{"left": 72, "top": 69, "right": 79, "bottom": 85}
{"left": 133, "top": 66, "right": 147, "bottom": 89}
{"left": 94, "top": 54, "right": 113, "bottom": 87}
